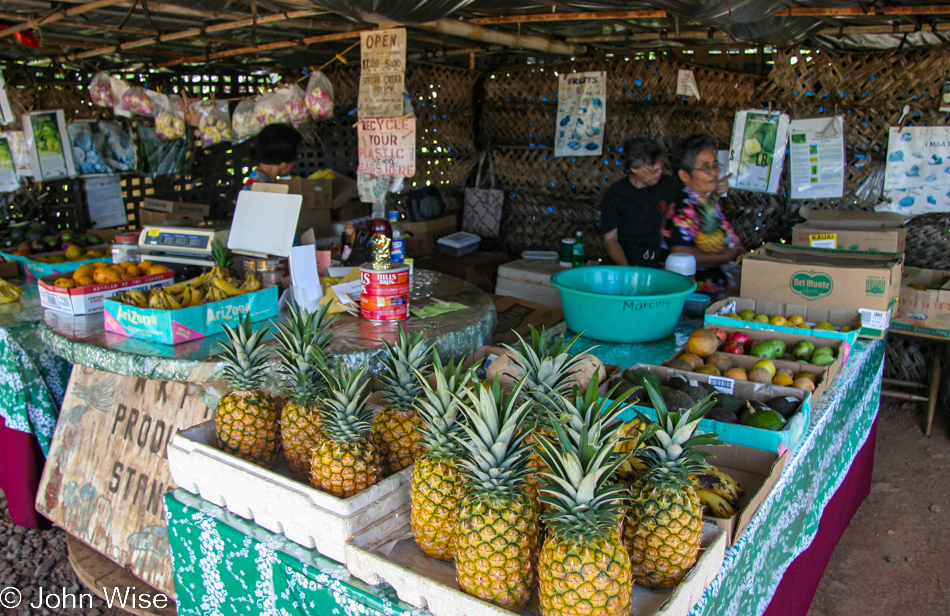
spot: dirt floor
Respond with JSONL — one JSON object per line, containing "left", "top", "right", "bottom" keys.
{"left": 0, "top": 396, "right": 947, "bottom": 616}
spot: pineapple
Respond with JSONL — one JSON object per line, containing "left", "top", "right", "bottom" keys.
{"left": 274, "top": 302, "right": 336, "bottom": 480}
{"left": 694, "top": 199, "right": 726, "bottom": 253}
{"left": 371, "top": 324, "right": 431, "bottom": 475}
{"left": 410, "top": 350, "right": 477, "bottom": 560}
{"left": 215, "top": 314, "right": 280, "bottom": 468}
{"left": 454, "top": 377, "right": 538, "bottom": 611}
{"left": 624, "top": 381, "right": 721, "bottom": 588}
{"left": 211, "top": 237, "right": 237, "bottom": 278}
{"left": 535, "top": 376, "right": 636, "bottom": 616}
{"left": 501, "top": 326, "right": 592, "bottom": 510}
{"left": 311, "top": 361, "right": 381, "bottom": 498}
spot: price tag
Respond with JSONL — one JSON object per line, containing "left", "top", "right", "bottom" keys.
{"left": 808, "top": 233, "right": 837, "bottom": 249}
{"left": 707, "top": 376, "right": 735, "bottom": 394}
{"left": 859, "top": 308, "right": 891, "bottom": 330}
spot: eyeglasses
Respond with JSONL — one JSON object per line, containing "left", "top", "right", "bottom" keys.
{"left": 694, "top": 163, "right": 721, "bottom": 176}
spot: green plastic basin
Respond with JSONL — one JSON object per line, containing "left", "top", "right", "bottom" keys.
{"left": 550, "top": 266, "right": 697, "bottom": 343}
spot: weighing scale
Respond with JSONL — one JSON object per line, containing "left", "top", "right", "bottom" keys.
{"left": 137, "top": 221, "right": 231, "bottom": 268}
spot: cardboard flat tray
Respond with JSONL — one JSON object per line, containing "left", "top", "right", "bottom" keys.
{"left": 2, "top": 244, "right": 113, "bottom": 278}
{"left": 345, "top": 503, "right": 727, "bottom": 616}
{"left": 38, "top": 270, "right": 173, "bottom": 315}
{"left": 705, "top": 297, "right": 864, "bottom": 342}
{"left": 167, "top": 420, "right": 412, "bottom": 563}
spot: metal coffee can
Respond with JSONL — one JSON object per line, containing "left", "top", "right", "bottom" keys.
{"left": 359, "top": 263, "right": 410, "bottom": 322}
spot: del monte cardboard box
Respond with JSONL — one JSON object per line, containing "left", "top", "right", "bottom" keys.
{"left": 791, "top": 207, "right": 908, "bottom": 253}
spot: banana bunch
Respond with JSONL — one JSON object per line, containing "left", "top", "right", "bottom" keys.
{"left": 113, "top": 267, "right": 262, "bottom": 310}
{"left": 0, "top": 279, "right": 23, "bottom": 304}
{"left": 691, "top": 467, "right": 745, "bottom": 518}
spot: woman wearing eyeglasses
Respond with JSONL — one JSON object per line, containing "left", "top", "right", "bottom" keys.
{"left": 662, "top": 134, "right": 745, "bottom": 294}
{"left": 600, "top": 137, "right": 680, "bottom": 267}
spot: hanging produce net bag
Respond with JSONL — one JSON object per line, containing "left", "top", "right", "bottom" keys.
{"left": 232, "top": 98, "right": 263, "bottom": 143}
{"left": 305, "top": 71, "right": 334, "bottom": 119}
{"left": 154, "top": 94, "right": 186, "bottom": 141}
{"left": 196, "top": 100, "right": 232, "bottom": 147}
{"left": 254, "top": 91, "right": 290, "bottom": 127}
{"left": 89, "top": 72, "right": 114, "bottom": 108}
{"left": 281, "top": 84, "right": 309, "bottom": 127}
{"left": 121, "top": 87, "right": 155, "bottom": 116}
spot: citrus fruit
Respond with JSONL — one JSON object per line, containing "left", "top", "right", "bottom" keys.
{"left": 752, "top": 359, "right": 776, "bottom": 377}
{"left": 724, "top": 368, "right": 748, "bottom": 380}
{"left": 678, "top": 353, "right": 705, "bottom": 370}
{"left": 771, "top": 374, "right": 794, "bottom": 387}
{"left": 792, "top": 377, "right": 816, "bottom": 392}
{"left": 788, "top": 314, "right": 805, "bottom": 326}
{"left": 769, "top": 315, "right": 788, "bottom": 326}
{"left": 687, "top": 329, "right": 720, "bottom": 358}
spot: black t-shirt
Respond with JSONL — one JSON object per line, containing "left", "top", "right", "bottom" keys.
{"left": 599, "top": 174, "right": 680, "bottom": 267}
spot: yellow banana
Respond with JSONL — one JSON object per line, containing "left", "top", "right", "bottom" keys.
{"left": 162, "top": 290, "right": 181, "bottom": 310}
{"left": 148, "top": 292, "right": 167, "bottom": 310}
{"left": 126, "top": 290, "right": 148, "bottom": 308}
{"left": 0, "top": 280, "right": 22, "bottom": 304}
{"left": 164, "top": 275, "right": 206, "bottom": 296}
{"left": 212, "top": 276, "right": 244, "bottom": 297}
{"left": 190, "top": 285, "right": 204, "bottom": 306}
{"left": 690, "top": 469, "right": 743, "bottom": 508}
{"left": 178, "top": 286, "right": 192, "bottom": 308}
{"left": 696, "top": 489, "right": 736, "bottom": 518}
{"left": 239, "top": 273, "right": 261, "bottom": 293}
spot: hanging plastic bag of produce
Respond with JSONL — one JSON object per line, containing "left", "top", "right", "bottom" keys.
{"left": 89, "top": 72, "right": 114, "bottom": 108}
{"left": 137, "top": 124, "right": 187, "bottom": 178}
{"left": 196, "top": 100, "right": 232, "bottom": 147}
{"left": 121, "top": 86, "right": 155, "bottom": 116}
{"left": 232, "top": 98, "right": 263, "bottom": 143}
{"left": 254, "top": 91, "right": 290, "bottom": 127}
{"left": 154, "top": 94, "right": 186, "bottom": 141}
{"left": 281, "top": 84, "right": 309, "bottom": 128}
{"left": 305, "top": 71, "right": 334, "bottom": 119}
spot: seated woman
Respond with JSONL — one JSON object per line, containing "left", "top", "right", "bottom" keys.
{"left": 662, "top": 134, "right": 745, "bottom": 294}
{"left": 243, "top": 123, "right": 302, "bottom": 190}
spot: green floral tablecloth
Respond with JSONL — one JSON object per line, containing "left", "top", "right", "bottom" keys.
{"left": 164, "top": 338, "right": 885, "bottom": 616}
{"left": 0, "top": 281, "right": 72, "bottom": 455}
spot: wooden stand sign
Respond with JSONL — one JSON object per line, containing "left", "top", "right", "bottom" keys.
{"left": 36, "top": 365, "right": 215, "bottom": 597}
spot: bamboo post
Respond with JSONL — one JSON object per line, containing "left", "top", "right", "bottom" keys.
{"left": 0, "top": 0, "right": 130, "bottom": 38}
{"left": 414, "top": 18, "right": 585, "bottom": 56}
{"left": 468, "top": 9, "right": 669, "bottom": 25}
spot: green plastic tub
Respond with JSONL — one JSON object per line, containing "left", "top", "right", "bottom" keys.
{"left": 550, "top": 266, "right": 696, "bottom": 343}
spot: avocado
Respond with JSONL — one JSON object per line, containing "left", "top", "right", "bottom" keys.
{"left": 698, "top": 382, "right": 717, "bottom": 395}
{"left": 716, "top": 393, "right": 745, "bottom": 414}
{"left": 705, "top": 406, "right": 739, "bottom": 424}
{"left": 687, "top": 386, "right": 708, "bottom": 403}
{"left": 610, "top": 378, "right": 642, "bottom": 404}
{"left": 84, "top": 232, "right": 102, "bottom": 246}
{"left": 624, "top": 367, "right": 662, "bottom": 392}
{"left": 666, "top": 375, "right": 690, "bottom": 392}
{"left": 663, "top": 389, "right": 695, "bottom": 413}
{"left": 765, "top": 396, "right": 801, "bottom": 419}
{"left": 739, "top": 406, "right": 787, "bottom": 431}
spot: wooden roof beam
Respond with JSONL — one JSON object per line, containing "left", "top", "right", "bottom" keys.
{"left": 156, "top": 29, "right": 361, "bottom": 69}
{"left": 413, "top": 18, "right": 585, "bottom": 55}
{"left": 467, "top": 9, "right": 669, "bottom": 25}
{"left": 0, "top": 0, "right": 130, "bottom": 38}
{"left": 777, "top": 5, "right": 950, "bottom": 17}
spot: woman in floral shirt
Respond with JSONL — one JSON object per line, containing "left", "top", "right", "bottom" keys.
{"left": 662, "top": 134, "right": 745, "bottom": 294}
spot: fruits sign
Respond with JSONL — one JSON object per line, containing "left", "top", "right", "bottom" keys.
{"left": 790, "top": 270, "right": 834, "bottom": 300}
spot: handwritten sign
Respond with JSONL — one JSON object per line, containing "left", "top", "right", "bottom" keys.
{"left": 360, "top": 28, "right": 406, "bottom": 75}
{"left": 358, "top": 172, "right": 391, "bottom": 203}
{"left": 36, "top": 366, "right": 216, "bottom": 596}
{"left": 358, "top": 72, "right": 406, "bottom": 119}
{"left": 357, "top": 118, "right": 416, "bottom": 177}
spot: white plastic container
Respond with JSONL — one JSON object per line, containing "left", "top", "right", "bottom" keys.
{"left": 345, "top": 503, "right": 727, "bottom": 616}
{"left": 665, "top": 253, "right": 697, "bottom": 277}
{"left": 167, "top": 420, "right": 412, "bottom": 563}
{"left": 437, "top": 231, "right": 480, "bottom": 257}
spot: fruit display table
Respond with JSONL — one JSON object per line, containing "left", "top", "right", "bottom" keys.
{"left": 161, "top": 323, "right": 884, "bottom": 616}
{"left": 0, "top": 279, "right": 72, "bottom": 529}
{"left": 35, "top": 270, "right": 496, "bottom": 596}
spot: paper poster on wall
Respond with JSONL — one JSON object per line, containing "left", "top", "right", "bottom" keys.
{"left": 0, "top": 72, "right": 13, "bottom": 125}
{"left": 67, "top": 121, "right": 137, "bottom": 176}
{"left": 0, "top": 136, "right": 19, "bottom": 192}
{"left": 360, "top": 28, "right": 406, "bottom": 75}
{"left": 84, "top": 176, "right": 128, "bottom": 228}
{"left": 727, "top": 109, "right": 789, "bottom": 194}
{"left": 676, "top": 69, "right": 701, "bottom": 100}
{"left": 883, "top": 126, "right": 950, "bottom": 192}
{"left": 357, "top": 118, "right": 416, "bottom": 177}
{"left": 555, "top": 71, "right": 606, "bottom": 157}
{"left": 877, "top": 186, "right": 950, "bottom": 216}
{"left": 788, "top": 116, "right": 846, "bottom": 200}
{"left": 3, "top": 131, "right": 32, "bottom": 177}
{"left": 358, "top": 72, "right": 406, "bottom": 119}
{"left": 23, "top": 110, "right": 76, "bottom": 181}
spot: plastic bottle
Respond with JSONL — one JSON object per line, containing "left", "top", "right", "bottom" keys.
{"left": 388, "top": 210, "right": 405, "bottom": 263}
{"left": 572, "top": 230, "right": 585, "bottom": 267}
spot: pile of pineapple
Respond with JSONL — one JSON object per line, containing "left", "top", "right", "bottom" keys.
{"left": 214, "top": 315, "right": 726, "bottom": 616}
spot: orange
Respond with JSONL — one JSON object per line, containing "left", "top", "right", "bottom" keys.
{"left": 73, "top": 263, "right": 96, "bottom": 280}
{"left": 54, "top": 278, "right": 76, "bottom": 289}
{"left": 138, "top": 260, "right": 154, "bottom": 270}
{"left": 64, "top": 245, "right": 83, "bottom": 261}
{"left": 124, "top": 265, "right": 142, "bottom": 278}
{"left": 93, "top": 268, "right": 121, "bottom": 284}
{"left": 146, "top": 265, "right": 170, "bottom": 275}
{"left": 74, "top": 276, "right": 95, "bottom": 287}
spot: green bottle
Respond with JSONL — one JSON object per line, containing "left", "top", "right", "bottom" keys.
{"left": 572, "top": 230, "right": 585, "bottom": 267}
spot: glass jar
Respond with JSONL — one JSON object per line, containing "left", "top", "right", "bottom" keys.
{"left": 111, "top": 232, "right": 141, "bottom": 264}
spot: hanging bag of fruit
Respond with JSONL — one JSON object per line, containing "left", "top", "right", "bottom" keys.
{"left": 154, "top": 94, "right": 186, "bottom": 141}
{"left": 305, "top": 71, "right": 335, "bottom": 119}
{"left": 231, "top": 97, "right": 262, "bottom": 144}
{"left": 254, "top": 91, "right": 290, "bottom": 127}
{"left": 89, "top": 72, "right": 114, "bottom": 108}
{"left": 121, "top": 86, "right": 155, "bottom": 116}
{"left": 280, "top": 84, "right": 309, "bottom": 128}
{"left": 196, "top": 99, "right": 232, "bottom": 147}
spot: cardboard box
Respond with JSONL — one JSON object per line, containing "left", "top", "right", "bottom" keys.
{"left": 740, "top": 243, "right": 903, "bottom": 339}
{"left": 606, "top": 364, "right": 811, "bottom": 454}
{"left": 490, "top": 294, "right": 564, "bottom": 345}
{"left": 696, "top": 444, "right": 789, "bottom": 546}
{"left": 403, "top": 215, "right": 457, "bottom": 257}
{"left": 891, "top": 267, "right": 950, "bottom": 340}
{"left": 0, "top": 260, "right": 19, "bottom": 279}
{"left": 277, "top": 175, "right": 360, "bottom": 210}
{"left": 103, "top": 285, "right": 278, "bottom": 345}
{"left": 331, "top": 199, "right": 371, "bottom": 223}
{"left": 38, "top": 270, "right": 173, "bottom": 315}
{"left": 1, "top": 244, "right": 113, "bottom": 279}
{"left": 139, "top": 198, "right": 211, "bottom": 225}
{"left": 494, "top": 258, "right": 565, "bottom": 309}
{"left": 705, "top": 297, "right": 863, "bottom": 344}
{"left": 791, "top": 207, "right": 907, "bottom": 253}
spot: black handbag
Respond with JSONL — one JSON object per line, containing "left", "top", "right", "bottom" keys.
{"left": 404, "top": 186, "right": 446, "bottom": 222}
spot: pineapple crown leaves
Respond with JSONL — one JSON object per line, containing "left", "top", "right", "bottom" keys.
{"left": 272, "top": 304, "right": 332, "bottom": 405}
{"left": 309, "top": 300, "right": 338, "bottom": 351}
{"left": 218, "top": 314, "right": 271, "bottom": 391}
{"left": 379, "top": 323, "right": 432, "bottom": 410}
{"left": 453, "top": 375, "right": 534, "bottom": 496}
{"left": 411, "top": 349, "right": 480, "bottom": 459}
{"left": 316, "top": 360, "right": 374, "bottom": 443}
{"left": 210, "top": 238, "right": 232, "bottom": 268}
{"left": 501, "top": 325, "right": 596, "bottom": 414}
{"left": 636, "top": 381, "right": 723, "bottom": 487}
